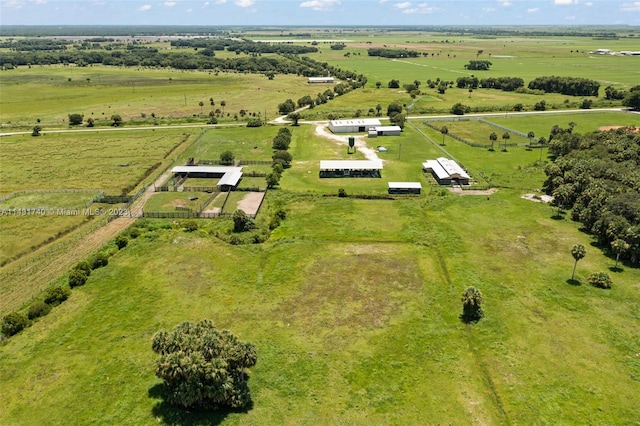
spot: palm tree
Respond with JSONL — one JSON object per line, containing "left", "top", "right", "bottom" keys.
{"left": 501, "top": 132, "right": 510, "bottom": 151}
{"left": 611, "top": 239, "right": 629, "bottom": 268}
{"left": 198, "top": 101, "right": 204, "bottom": 114}
{"left": 571, "top": 244, "right": 586, "bottom": 280}
{"left": 440, "top": 126, "right": 448, "bottom": 145}
{"left": 489, "top": 132, "right": 498, "bottom": 151}
{"left": 220, "top": 100, "right": 226, "bottom": 115}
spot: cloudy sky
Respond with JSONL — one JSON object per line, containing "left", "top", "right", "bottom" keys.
{"left": 1, "top": 0, "right": 639, "bottom": 26}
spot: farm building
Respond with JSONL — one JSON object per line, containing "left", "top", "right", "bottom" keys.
{"left": 319, "top": 160, "right": 383, "bottom": 178}
{"left": 422, "top": 157, "right": 470, "bottom": 185}
{"left": 171, "top": 166, "right": 243, "bottom": 191}
{"left": 308, "top": 77, "right": 335, "bottom": 84}
{"left": 329, "top": 118, "right": 381, "bottom": 133}
{"left": 388, "top": 182, "right": 422, "bottom": 194}
{"left": 368, "top": 126, "right": 402, "bottom": 138}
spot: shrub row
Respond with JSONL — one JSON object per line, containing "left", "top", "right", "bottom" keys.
{"left": 1, "top": 229, "right": 136, "bottom": 339}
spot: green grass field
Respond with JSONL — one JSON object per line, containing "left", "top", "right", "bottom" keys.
{"left": 0, "top": 130, "right": 192, "bottom": 194}
{"left": 0, "top": 190, "right": 638, "bottom": 424}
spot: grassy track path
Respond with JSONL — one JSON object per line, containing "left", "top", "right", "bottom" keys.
{"left": 0, "top": 170, "right": 172, "bottom": 314}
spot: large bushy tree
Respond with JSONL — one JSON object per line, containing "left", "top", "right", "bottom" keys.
{"left": 152, "top": 319, "right": 257, "bottom": 409}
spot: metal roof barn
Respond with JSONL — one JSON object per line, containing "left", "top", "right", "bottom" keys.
{"left": 329, "top": 118, "right": 381, "bottom": 133}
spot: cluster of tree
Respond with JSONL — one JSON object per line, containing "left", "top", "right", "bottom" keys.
{"left": 367, "top": 48, "right": 420, "bottom": 58}
{"left": 606, "top": 85, "right": 640, "bottom": 110}
{"left": 528, "top": 76, "right": 600, "bottom": 97}
{"left": 451, "top": 103, "right": 471, "bottom": 115}
{"left": 544, "top": 127, "right": 640, "bottom": 264}
{"left": 171, "top": 38, "right": 318, "bottom": 55}
{"left": 152, "top": 319, "right": 257, "bottom": 409}
{"left": 267, "top": 127, "right": 293, "bottom": 188}
{"left": 479, "top": 77, "right": 524, "bottom": 91}
{"left": 456, "top": 76, "right": 479, "bottom": 89}
{"left": 464, "top": 60, "right": 492, "bottom": 70}
{"left": 0, "top": 38, "right": 69, "bottom": 51}
{"left": 330, "top": 43, "right": 346, "bottom": 50}
{"left": 0, "top": 49, "right": 367, "bottom": 86}
{"left": 386, "top": 102, "right": 406, "bottom": 129}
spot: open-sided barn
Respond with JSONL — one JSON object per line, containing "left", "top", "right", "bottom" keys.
{"left": 319, "top": 160, "right": 383, "bottom": 178}
{"left": 171, "top": 166, "right": 243, "bottom": 191}
{"left": 388, "top": 182, "right": 422, "bottom": 194}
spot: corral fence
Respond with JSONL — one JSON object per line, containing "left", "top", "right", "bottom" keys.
{"left": 423, "top": 118, "right": 536, "bottom": 148}
{"left": 237, "top": 160, "right": 272, "bottom": 166}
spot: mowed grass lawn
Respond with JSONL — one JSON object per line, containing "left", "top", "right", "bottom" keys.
{"left": 0, "top": 129, "right": 193, "bottom": 194}
{"left": 0, "top": 189, "right": 638, "bottom": 424}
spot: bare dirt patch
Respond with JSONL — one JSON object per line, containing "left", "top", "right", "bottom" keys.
{"left": 522, "top": 193, "right": 553, "bottom": 203}
{"left": 314, "top": 124, "right": 382, "bottom": 162}
{"left": 237, "top": 192, "right": 265, "bottom": 216}
{"left": 448, "top": 187, "right": 498, "bottom": 196}
{"left": 599, "top": 126, "right": 640, "bottom": 133}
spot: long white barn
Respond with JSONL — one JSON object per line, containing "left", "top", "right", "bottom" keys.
{"left": 329, "top": 119, "right": 381, "bottom": 133}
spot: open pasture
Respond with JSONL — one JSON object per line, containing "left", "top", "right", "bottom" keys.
{"left": 0, "top": 214, "right": 91, "bottom": 265}
{"left": 0, "top": 129, "right": 192, "bottom": 194}
{"left": 144, "top": 191, "right": 212, "bottom": 213}
{"left": 0, "top": 188, "right": 638, "bottom": 424}
{"left": 0, "top": 66, "right": 330, "bottom": 129}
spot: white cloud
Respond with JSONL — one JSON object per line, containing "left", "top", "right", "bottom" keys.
{"left": 300, "top": 0, "right": 341, "bottom": 11}
{"left": 138, "top": 4, "right": 152, "bottom": 11}
{"left": 234, "top": 0, "right": 254, "bottom": 7}
{"left": 3, "top": 0, "right": 26, "bottom": 9}
{"left": 399, "top": 3, "right": 438, "bottom": 14}
{"left": 34, "top": 0, "right": 48, "bottom": 5}
{"left": 392, "top": 2, "right": 437, "bottom": 14}
{"left": 394, "top": 1, "right": 412, "bottom": 9}
{"left": 498, "top": 0, "right": 512, "bottom": 7}
{"left": 527, "top": 7, "right": 539, "bottom": 12}
{"left": 203, "top": 1, "right": 210, "bottom": 6}
{"left": 554, "top": 0, "right": 579, "bottom": 5}
{"left": 164, "top": 1, "right": 177, "bottom": 6}
{"left": 379, "top": 0, "right": 389, "bottom": 3}
{"left": 585, "top": 1, "right": 593, "bottom": 5}
{"left": 482, "top": 7, "right": 497, "bottom": 12}
{"left": 620, "top": 1, "right": 640, "bottom": 11}
{"left": 565, "top": 14, "right": 576, "bottom": 19}
{"left": 186, "top": 7, "right": 193, "bottom": 12}
{"left": 214, "top": 0, "right": 226, "bottom": 3}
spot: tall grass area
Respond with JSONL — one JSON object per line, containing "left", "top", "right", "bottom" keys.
{"left": 0, "top": 130, "right": 193, "bottom": 193}
{"left": 0, "top": 190, "right": 638, "bottom": 424}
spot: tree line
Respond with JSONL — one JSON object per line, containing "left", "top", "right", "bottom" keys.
{"left": 528, "top": 76, "right": 600, "bottom": 97}
{"left": 544, "top": 127, "right": 640, "bottom": 264}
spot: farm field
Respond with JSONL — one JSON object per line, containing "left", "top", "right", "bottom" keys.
{"left": 0, "top": 129, "right": 193, "bottom": 194}
{"left": 0, "top": 26, "right": 639, "bottom": 426}
{"left": 0, "top": 191, "right": 638, "bottom": 424}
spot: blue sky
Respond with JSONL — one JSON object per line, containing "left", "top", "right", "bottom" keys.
{"left": 1, "top": 0, "right": 639, "bottom": 26}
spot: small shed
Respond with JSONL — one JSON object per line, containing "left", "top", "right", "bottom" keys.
{"left": 171, "top": 166, "right": 244, "bottom": 190}
{"left": 319, "top": 160, "right": 383, "bottom": 178}
{"left": 329, "top": 118, "right": 381, "bottom": 133}
{"left": 368, "top": 126, "right": 402, "bottom": 137}
{"left": 388, "top": 182, "right": 422, "bottom": 194}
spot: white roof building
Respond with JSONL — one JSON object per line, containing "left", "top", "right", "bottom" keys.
{"left": 422, "top": 157, "right": 470, "bottom": 184}
{"left": 329, "top": 118, "right": 382, "bottom": 133}
{"left": 320, "top": 160, "right": 383, "bottom": 171}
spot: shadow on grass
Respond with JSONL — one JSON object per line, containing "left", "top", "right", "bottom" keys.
{"left": 148, "top": 383, "right": 252, "bottom": 426}
{"left": 609, "top": 266, "right": 624, "bottom": 273}
{"left": 566, "top": 278, "right": 581, "bottom": 286}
